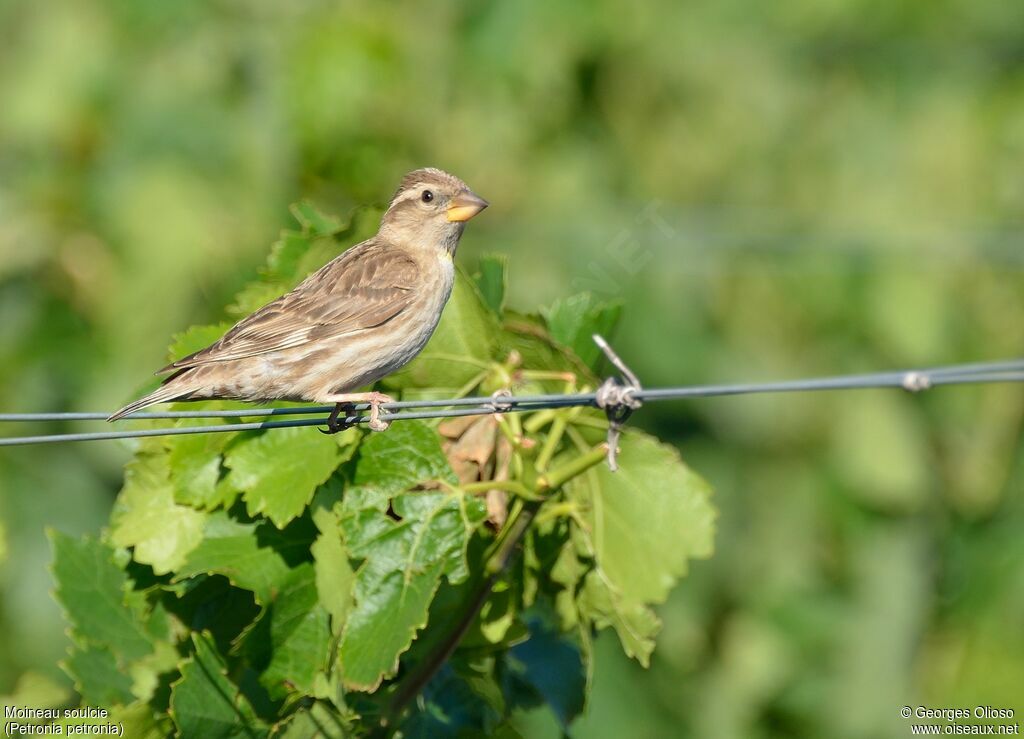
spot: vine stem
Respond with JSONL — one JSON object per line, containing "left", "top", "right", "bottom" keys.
{"left": 458, "top": 479, "right": 539, "bottom": 500}
{"left": 382, "top": 443, "right": 608, "bottom": 730}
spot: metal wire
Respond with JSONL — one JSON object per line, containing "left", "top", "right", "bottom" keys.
{"left": 0, "top": 394, "right": 591, "bottom": 422}
{"left": 1, "top": 358, "right": 1023, "bottom": 448}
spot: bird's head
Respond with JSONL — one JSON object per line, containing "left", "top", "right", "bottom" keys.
{"left": 380, "top": 168, "right": 488, "bottom": 253}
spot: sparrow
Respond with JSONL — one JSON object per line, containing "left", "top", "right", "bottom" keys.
{"left": 108, "top": 168, "right": 488, "bottom": 431}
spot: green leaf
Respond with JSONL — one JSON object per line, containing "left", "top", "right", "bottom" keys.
{"left": 400, "top": 662, "right": 503, "bottom": 737}
{"left": 497, "top": 313, "right": 594, "bottom": 379}
{"left": 49, "top": 531, "right": 153, "bottom": 662}
{"left": 566, "top": 431, "right": 715, "bottom": 662}
{"left": 64, "top": 644, "right": 136, "bottom": 707}
{"left": 167, "top": 575, "right": 261, "bottom": 653}
{"left": 507, "top": 613, "right": 586, "bottom": 728}
{"left": 0, "top": 671, "right": 71, "bottom": 715}
{"left": 51, "top": 701, "right": 166, "bottom": 736}
{"left": 130, "top": 639, "right": 183, "bottom": 704}
{"left": 345, "top": 420, "right": 457, "bottom": 511}
{"left": 110, "top": 452, "right": 206, "bottom": 574}
{"left": 228, "top": 229, "right": 339, "bottom": 318}
{"left": 246, "top": 563, "right": 331, "bottom": 700}
{"left": 291, "top": 201, "right": 343, "bottom": 235}
{"left": 476, "top": 581, "right": 518, "bottom": 645}
{"left": 228, "top": 281, "right": 290, "bottom": 320}
{"left": 233, "top": 208, "right": 380, "bottom": 321}
{"left": 265, "top": 230, "right": 319, "bottom": 279}
{"left": 474, "top": 253, "right": 508, "bottom": 315}
{"left": 167, "top": 424, "right": 237, "bottom": 509}
{"left": 541, "top": 292, "right": 623, "bottom": 367}
{"left": 273, "top": 701, "right": 351, "bottom": 739}
{"left": 550, "top": 539, "right": 587, "bottom": 631}
{"left": 170, "top": 633, "right": 269, "bottom": 739}
{"left": 225, "top": 427, "right": 344, "bottom": 528}
{"left": 384, "top": 271, "right": 498, "bottom": 391}
{"left": 577, "top": 572, "right": 661, "bottom": 666}
{"left": 311, "top": 507, "right": 355, "bottom": 635}
{"left": 168, "top": 323, "right": 232, "bottom": 362}
{"left": 175, "top": 512, "right": 313, "bottom": 605}
{"left": 110, "top": 703, "right": 170, "bottom": 739}
{"left": 338, "top": 490, "right": 486, "bottom": 691}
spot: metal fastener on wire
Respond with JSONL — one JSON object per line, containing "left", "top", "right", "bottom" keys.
{"left": 901, "top": 372, "right": 932, "bottom": 392}
{"left": 593, "top": 334, "right": 644, "bottom": 472}
{"left": 488, "top": 389, "right": 514, "bottom": 413}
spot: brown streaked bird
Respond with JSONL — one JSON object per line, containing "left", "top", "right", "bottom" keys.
{"left": 108, "top": 168, "right": 488, "bottom": 431}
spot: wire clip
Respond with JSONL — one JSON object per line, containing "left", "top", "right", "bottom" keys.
{"left": 901, "top": 371, "right": 932, "bottom": 393}
{"left": 593, "top": 334, "right": 643, "bottom": 472}
{"left": 488, "top": 388, "right": 514, "bottom": 413}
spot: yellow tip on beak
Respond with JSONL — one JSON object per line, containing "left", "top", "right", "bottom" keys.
{"left": 447, "top": 190, "right": 489, "bottom": 222}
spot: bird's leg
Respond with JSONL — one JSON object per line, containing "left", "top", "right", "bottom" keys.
{"left": 319, "top": 391, "right": 394, "bottom": 432}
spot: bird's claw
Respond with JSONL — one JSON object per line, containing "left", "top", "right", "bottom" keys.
{"left": 320, "top": 403, "right": 354, "bottom": 435}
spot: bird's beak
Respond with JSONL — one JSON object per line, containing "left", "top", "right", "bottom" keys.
{"left": 447, "top": 190, "right": 489, "bottom": 222}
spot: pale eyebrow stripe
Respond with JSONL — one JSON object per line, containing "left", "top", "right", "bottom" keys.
{"left": 387, "top": 188, "right": 426, "bottom": 211}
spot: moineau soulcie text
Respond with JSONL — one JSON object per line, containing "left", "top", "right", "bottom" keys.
{"left": 5, "top": 708, "right": 108, "bottom": 721}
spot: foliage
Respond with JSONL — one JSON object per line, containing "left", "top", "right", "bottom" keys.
{"left": 45, "top": 207, "right": 715, "bottom": 736}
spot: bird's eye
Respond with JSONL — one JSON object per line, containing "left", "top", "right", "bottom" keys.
{"left": 421, "top": 190, "right": 434, "bottom": 203}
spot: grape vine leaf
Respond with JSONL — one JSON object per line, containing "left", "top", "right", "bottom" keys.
{"left": 109, "top": 452, "right": 206, "bottom": 574}
{"left": 577, "top": 571, "right": 662, "bottom": 665}
{"left": 51, "top": 700, "right": 167, "bottom": 738}
{"left": 166, "top": 421, "right": 237, "bottom": 509}
{"left": 175, "top": 512, "right": 314, "bottom": 605}
{"left": 474, "top": 253, "right": 508, "bottom": 315}
{"left": 399, "top": 662, "right": 503, "bottom": 737}
{"left": 49, "top": 531, "right": 154, "bottom": 662}
{"left": 566, "top": 431, "right": 715, "bottom": 664}
{"left": 541, "top": 292, "right": 623, "bottom": 368}
{"left": 507, "top": 612, "right": 587, "bottom": 729}
{"left": 497, "top": 313, "right": 594, "bottom": 379}
{"left": 247, "top": 563, "right": 331, "bottom": 699}
{"left": 274, "top": 701, "right": 351, "bottom": 739}
{"left": 225, "top": 426, "right": 345, "bottom": 528}
{"left": 345, "top": 420, "right": 458, "bottom": 511}
{"left": 0, "top": 671, "right": 71, "bottom": 714}
{"left": 170, "top": 633, "right": 269, "bottom": 739}
{"left": 107, "top": 703, "right": 170, "bottom": 739}
{"left": 168, "top": 323, "right": 232, "bottom": 362}
{"left": 290, "top": 201, "right": 343, "bottom": 235}
{"left": 311, "top": 506, "right": 355, "bottom": 635}
{"left": 338, "top": 489, "right": 487, "bottom": 690}
{"left": 63, "top": 645, "right": 136, "bottom": 707}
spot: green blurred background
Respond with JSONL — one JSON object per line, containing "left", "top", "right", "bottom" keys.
{"left": 2, "top": 0, "right": 1023, "bottom": 736}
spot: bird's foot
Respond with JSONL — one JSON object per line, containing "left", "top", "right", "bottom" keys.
{"left": 319, "top": 402, "right": 356, "bottom": 435}
{"left": 366, "top": 392, "right": 394, "bottom": 432}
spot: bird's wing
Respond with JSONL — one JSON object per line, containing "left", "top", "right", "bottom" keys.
{"left": 160, "top": 241, "right": 420, "bottom": 371}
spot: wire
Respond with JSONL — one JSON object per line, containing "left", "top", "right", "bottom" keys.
{"left": 0, "top": 394, "right": 589, "bottom": 422}
{"left": 1, "top": 357, "right": 1023, "bottom": 447}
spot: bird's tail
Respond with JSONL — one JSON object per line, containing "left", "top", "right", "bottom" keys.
{"left": 107, "top": 383, "right": 188, "bottom": 422}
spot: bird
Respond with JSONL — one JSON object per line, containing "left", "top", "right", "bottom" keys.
{"left": 108, "top": 167, "right": 488, "bottom": 432}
